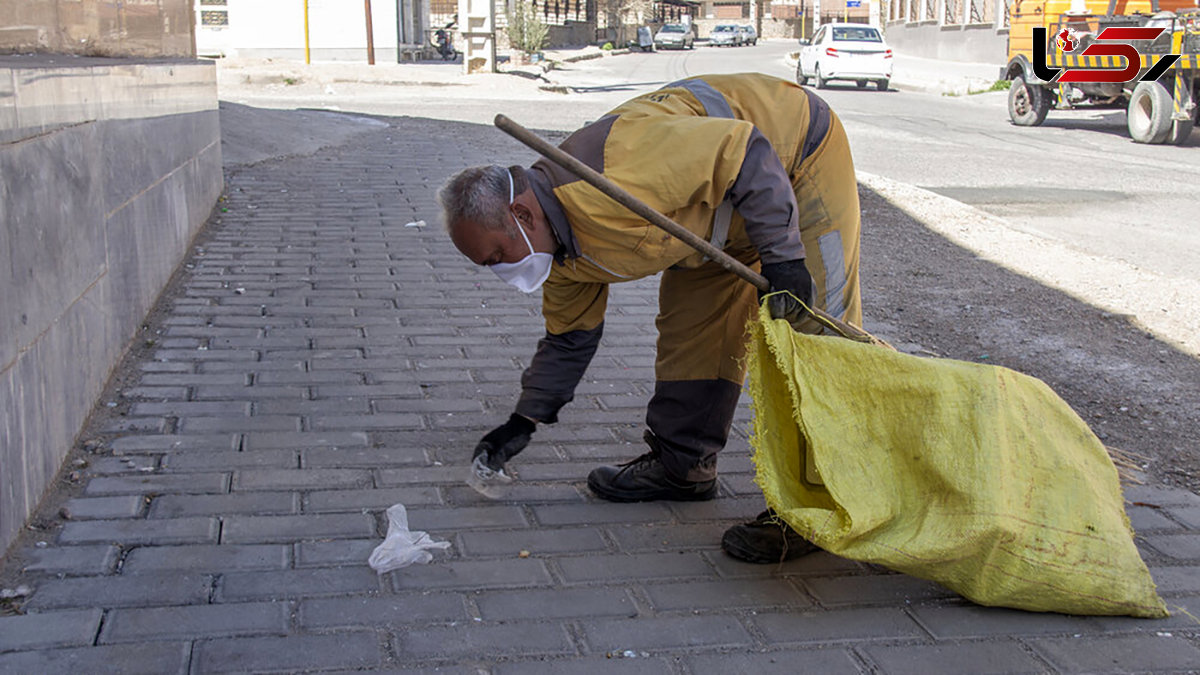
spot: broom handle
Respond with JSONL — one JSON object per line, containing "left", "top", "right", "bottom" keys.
{"left": 493, "top": 114, "right": 875, "bottom": 343}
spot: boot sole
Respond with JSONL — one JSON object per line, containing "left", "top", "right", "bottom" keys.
{"left": 586, "top": 473, "right": 717, "bottom": 503}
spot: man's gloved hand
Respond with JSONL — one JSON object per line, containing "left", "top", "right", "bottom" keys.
{"left": 760, "top": 260, "right": 814, "bottom": 326}
{"left": 472, "top": 413, "right": 536, "bottom": 472}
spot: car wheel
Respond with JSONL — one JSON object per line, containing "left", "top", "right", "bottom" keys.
{"left": 1127, "top": 80, "right": 1177, "bottom": 144}
{"left": 1007, "top": 73, "right": 1051, "bottom": 127}
{"left": 815, "top": 64, "right": 829, "bottom": 89}
{"left": 796, "top": 59, "right": 808, "bottom": 86}
{"left": 876, "top": 78, "right": 889, "bottom": 91}
{"left": 857, "top": 80, "right": 867, "bottom": 89}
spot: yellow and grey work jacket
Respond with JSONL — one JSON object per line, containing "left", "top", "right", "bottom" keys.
{"left": 516, "top": 73, "right": 833, "bottom": 423}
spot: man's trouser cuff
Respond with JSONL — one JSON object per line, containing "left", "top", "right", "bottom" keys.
{"left": 646, "top": 378, "right": 742, "bottom": 483}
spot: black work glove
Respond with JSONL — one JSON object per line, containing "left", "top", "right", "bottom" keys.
{"left": 472, "top": 413, "right": 536, "bottom": 472}
{"left": 760, "top": 260, "right": 814, "bottom": 326}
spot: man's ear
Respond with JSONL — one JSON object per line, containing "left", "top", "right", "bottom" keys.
{"left": 511, "top": 199, "right": 535, "bottom": 230}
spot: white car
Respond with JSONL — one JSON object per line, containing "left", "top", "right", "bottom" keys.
{"left": 738, "top": 25, "right": 757, "bottom": 46}
{"left": 797, "top": 23, "right": 893, "bottom": 91}
{"left": 654, "top": 23, "right": 695, "bottom": 50}
{"left": 708, "top": 24, "right": 742, "bottom": 47}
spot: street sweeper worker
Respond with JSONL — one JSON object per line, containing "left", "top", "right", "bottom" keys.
{"left": 439, "top": 73, "right": 861, "bottom": 562}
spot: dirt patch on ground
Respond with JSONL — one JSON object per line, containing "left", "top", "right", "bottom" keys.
{"left": 858, "top": 185, "right": 1200, "bottom": 493}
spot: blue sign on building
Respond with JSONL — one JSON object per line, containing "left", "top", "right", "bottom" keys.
{"left": 847, "top": 0, "right": 862, "bottom": 6}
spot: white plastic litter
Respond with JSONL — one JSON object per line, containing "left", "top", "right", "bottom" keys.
{"left": 465, "top": 454, "right": 514, "bottom": 500}
{"left": 367, "top": 504, "right": 449, "bottom": 574}
{"left": 404, "top": 220, "right": 427, "bottom": 228}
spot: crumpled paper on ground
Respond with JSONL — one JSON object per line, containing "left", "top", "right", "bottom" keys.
{"left": 367, "top": 503, "right": 450, "bottom": 574}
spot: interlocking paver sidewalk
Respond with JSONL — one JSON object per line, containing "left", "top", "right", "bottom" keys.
{"left": 1, "top": 112, "right": 1198, "bottom": 674}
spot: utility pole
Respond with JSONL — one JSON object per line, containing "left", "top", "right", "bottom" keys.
{"left": 304, "top": 0, "right": 311, "bottom": 64}
{"left": 365, "top": 0, "right": 376, "bottom": 64}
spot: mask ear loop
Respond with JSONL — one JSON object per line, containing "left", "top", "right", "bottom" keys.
{"left": 506, "top": 169, "right": 535, "bottom": 257}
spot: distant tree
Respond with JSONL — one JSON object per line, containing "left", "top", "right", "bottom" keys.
{"left": 508, "top": 0, "right": 549, "bottom": 55}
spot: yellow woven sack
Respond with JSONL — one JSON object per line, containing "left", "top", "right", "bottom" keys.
{"left": 747, "top": 304, "right": 1167, "bottom": 618}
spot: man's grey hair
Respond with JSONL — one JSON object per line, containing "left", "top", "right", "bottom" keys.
{"left": 437, "top": 165, "right": 514, "bottom": 236}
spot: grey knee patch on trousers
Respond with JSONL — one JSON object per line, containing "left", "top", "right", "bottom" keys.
{"left": 818, "top": 229, "right": 847, "bottom": 318}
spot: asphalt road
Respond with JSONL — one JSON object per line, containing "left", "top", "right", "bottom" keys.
{"left": 552, "top": 41, "right": 1200, "bottom": 280}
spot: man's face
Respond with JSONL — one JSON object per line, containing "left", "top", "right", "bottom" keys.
{"left": 449, "top": 214, "right": 528, "bottom": 267}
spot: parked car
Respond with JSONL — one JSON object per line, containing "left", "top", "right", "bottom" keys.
{"left": 708, "top": 24, "right": 743, "bottom": 47}
{"left": 738, "top": 25, "right": 758, "bottom": 46}
{"left": 654, "top": 23, "right": 695, "bottom": 50}
{"left": 796, "top": 23, "right": 893, "bottom": 91}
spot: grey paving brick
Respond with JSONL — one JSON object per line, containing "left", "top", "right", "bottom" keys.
{"left": 801, "top": 574, "right": 960, "bottom": 607}
{"left": 909, "top": 605, "right": 1096, "bottom": 638}
{"left": 753, "top": 608, "right": 928, "bottom": 644}
{"left": 299, "top": 593, "right": 467, "bottom": 628}
{"left": 1144, "top": 534, "right": 1200, "bottom": 559}
{"left": 1128, "top": 505, "right": 1182, "bottom": 532}
{"left": 1031, "top": 634, "right": 1200, "bottom": 673}
{"left": 219, "top": 566, "right": 383, "bottom": 600}
{"left": 161, "top": 449, "right": 298, "bottom": 471}
{"left": 20, "top": 544, "right": 120, "bottom": 575}
{"left": 558, "top": 552, "right": 714, "bottom": 583}
{"left": 686, "top": 649, "right": 862, "bottom": 675}
{"left": 222, "top": 513, "right": 376, "bottom": 543}
{"left": 193, "top": 632, "right": 384, "bottom": 673}
{"left": 305, "top": 486, "right": 441, "bottom": 512}
{"left": 581, "top": 615, "right": 754, "bottom": 652}
{"left": 606, "top": 522, "right": 727, "bottom": 552}
{"left": 482, "top": 461, "right": 589, "bottom": 482}
{"left": 1167, "top": 505, "right": 1200, "bottom": 530}
{"left": 532, "top": 502, "right": 674, "bottom": 526}
{"left": 130, "top": 401, "right": 251, "bottom": 416}
{"left": 101, "top": 602, "right": 289, "bottom": 643}
{"left": 391, "top": 559, "right": 552, "bottom": 591}
{"left": 314, "top": 383, "right": 423, "bottom": 398}
{"left": 304, "top": 446, "right": 428, "bottom": 468}
{"left": 459, "top": 527, "right": 608, "bottom": 557}
{"left": 667, "top": 497, "right": 766, "bottom": 522}
{"left": 61, "top": 496, "right": 144, "bottom": 520}
{"left": 377, "top": 464, "right": 481, "bottom": 485}
{"left": 26, "top": 572, "right": 211, "bottom": 610}
{"left": 494, "top": 657, "right": 672, "bottom": 674}
{"left": 85, "top": 473, "right": 230, "bottom": 496}
{"left": 101, "top": 417, "right": 167, "bottom": 433}
{"left": 0, "top": 608, "right": 102, "bottom": 652}
{"left": 86, "top": 456, "right": 159, "bottom": 474}
{"left": 475, "top": 587, "right": 636, "bottom": 621}
{"left": 108, "top": 434, "right": 239, "bottom": 452}
{"left": 193, "top": 384, "right": 308, "bottom": 399}
{"left": 295, "top": 539, "right": 380, "bottom": 567}
{"left": 865, "top": 641, "right": 1047, "bottom": 675}
{"left": 122, "top": 544, "right": 289, "bottom": 572}
{"left": 141, "top": 373, "right": 247, "bottom": 386}
{"left": 255, "top": 399, "right": 373, "bottom": 416}
{"left": 180, "top": 415, "right": 300, "bottom": 432}
{"left": 645, "top": 579, "right": 812, "bottom": 612}
{"left": 0, "top": 642, "right": 190, "bottom": 674}
{"left": 1124, "top": 486, "right": 1200, "bottom": 508}
{"left": 120, "top": 386, "right": 190, "bottom": 400}
{"left": 374, "top": 398, "right": 485, "bottom": 413}
{"left": 243, "top": 430, "right": 369, "bottom": 450}
{"left": 1149, "top": 565, "right": 1200, "bottom": 593}
{"left": 149, "top": 491, "right": 297, "bottom": 518}
{"left": 59, "top": 517, "right": 219, "bottom": 545}
{"left": 443, "top": 483, "right": 585, "bottom": 505}
{"left": 311, "top": 413, "right": 424, "bottom": 430}
{"left": 233, "top": 468, "right": 373, "bottom": 490}
{"left": 406, "top": 505, "right": 528, "bottom": 531}
{"left": 393, "top": 622, "right": 575, "bottom": 660}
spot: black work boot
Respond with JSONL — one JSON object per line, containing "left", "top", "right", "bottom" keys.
{"left": 721, "top": 510, "right": 820, "bottom": 564}
{"left": 587, "top": 431, "right": 718, "bottom": 503}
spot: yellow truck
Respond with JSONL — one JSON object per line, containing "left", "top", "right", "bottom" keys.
{"left": 1005, "top": 0, "right": 1200, "bottom": 144}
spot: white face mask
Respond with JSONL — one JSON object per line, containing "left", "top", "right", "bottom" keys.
{"left": 489, "top": 170, "right": 553, "bottom": 293}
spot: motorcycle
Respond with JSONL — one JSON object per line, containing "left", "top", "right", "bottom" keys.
{"left": 432, "top": 24, "right": 458, "bottom": 61}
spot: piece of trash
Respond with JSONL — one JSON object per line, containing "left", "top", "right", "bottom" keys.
{"left": 367, "top": 504, "right": 449, "bottom": 574}
{"left": 0, "top": 585, "right": 32, "bottom": 599}
{"left": 404, "top": 220, "right": 427, "bottom": 228}
{"left": 466, "top": 455, "right": 514, "bottom": 499}
{"left": 1158, "top": 631, "right": 1173, "bottom": 637}
{"left": 518, "top": 550, "right": 530, "bottom": 558}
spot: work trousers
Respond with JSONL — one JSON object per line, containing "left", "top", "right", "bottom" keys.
{"left": 647, "top": 111, "right": 862, "bottom": 483}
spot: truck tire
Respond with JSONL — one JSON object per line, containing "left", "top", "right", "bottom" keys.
{"left": 1127, "top": 81, "right": 1173, "bottom": 144}
{"left": 1168, "top": 105, "right": 1196, "bottom": 146}
{"left": 1008, "top": 74, "right": 1051, "bottom": 127}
